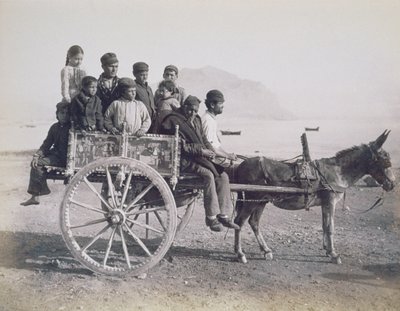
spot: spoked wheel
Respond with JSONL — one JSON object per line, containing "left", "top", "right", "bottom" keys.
{"left": 60, "top": 157, "right": 177, "bottom": 277}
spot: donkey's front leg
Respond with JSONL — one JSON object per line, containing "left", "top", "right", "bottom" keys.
{"left": 321, "top": 198, "right": 342, "bottom": 264}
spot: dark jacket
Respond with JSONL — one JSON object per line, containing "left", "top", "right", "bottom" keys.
{"left": 97, "top": 75, "right": 119, "bottom": 114}
{"left": 135, "top": 80, "right": 156, "bottom": 121}
{"left": 160, "top": 108, "right": 223, "bottom": 176}
{"left": 71, "top": 91, "right": 104, "bottom": 130}
{"left": 38, "top": 122, "right": 71, "bottom": 166}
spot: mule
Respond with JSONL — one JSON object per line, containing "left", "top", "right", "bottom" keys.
{"left": 233, "top": 130, "right": 395, "bottom": 264}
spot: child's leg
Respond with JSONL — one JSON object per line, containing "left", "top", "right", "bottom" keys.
{"left": 21, "top": 155, "right": 64, "bottom": 206}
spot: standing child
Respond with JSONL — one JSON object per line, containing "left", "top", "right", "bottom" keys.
{"left": 154, "top": 80, "right": 180, "bottom": 132}
{"left": 104, "top": 78, "right": 151, "bottom": 136}
{"left": 20, "top": 102, "right": 71, "bottom": 206}
{"left": 70, "top": 76, "right": 104, "bottom": 133}
{"left": 61, "top": 45, "right": 86, "bottom": 103}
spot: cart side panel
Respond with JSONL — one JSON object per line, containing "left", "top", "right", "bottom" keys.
{"left": 72, "top": 132, "right": 123, "bottom": 170}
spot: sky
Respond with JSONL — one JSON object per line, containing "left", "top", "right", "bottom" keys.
{"left": 0, "top": 0, "right": 399, "bottom": 121}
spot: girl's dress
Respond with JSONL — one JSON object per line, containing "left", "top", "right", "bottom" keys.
{"left": 61, "top": 65, "right": 86, "bottom": 103}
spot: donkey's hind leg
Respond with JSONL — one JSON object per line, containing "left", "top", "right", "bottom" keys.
{"left": 248, "top": 204, "right": 273, "bottom": 260}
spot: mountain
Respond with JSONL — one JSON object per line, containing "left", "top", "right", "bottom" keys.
{"left": 177, "top": 66, "right": 294, "bottom": 120}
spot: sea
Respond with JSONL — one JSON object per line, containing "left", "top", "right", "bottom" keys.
{"left": 0, "top": 117, "right": 399, "bottom": 167}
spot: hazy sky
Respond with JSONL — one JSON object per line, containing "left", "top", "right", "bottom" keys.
{"left": 0, "top": 0, "right": 399, "bottom": 120}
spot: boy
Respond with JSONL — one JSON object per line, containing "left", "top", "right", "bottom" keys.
{"left": 104, "top": 77, "right": 151, "bottom": 136}
{"left": 154, "top": 79, "right": 180, "bottom": 132}
{"left": 70, "top": 76, "right": 104, "bottom": 132}
{"left": 132, "top": 62, "right": 156, "bottom": 130}
{"left": 97, "top": 53, "right": 120, "bottom": 114}
{"left": 154, "top": 65, "right": 187, "bottom": 106}
{"left": 201, "top": 89, "right": 237, "bottom": 167}
{"left": 20, "top": 102, "right": 71, "bottom": 206}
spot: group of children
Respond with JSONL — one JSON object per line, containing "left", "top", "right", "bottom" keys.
{"left": 21, "top": 45, "right": 187, "bottom": 206}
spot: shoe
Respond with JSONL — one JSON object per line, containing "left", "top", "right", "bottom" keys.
{"left": 217, "top": 214, "right": 240, "bottom": 230}
{"left": 205, "top": 217, "right": 223, "bottom": 232}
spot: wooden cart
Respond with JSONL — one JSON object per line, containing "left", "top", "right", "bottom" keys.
{"left": 51, "top": 128, "right": 310, "bottom": 277}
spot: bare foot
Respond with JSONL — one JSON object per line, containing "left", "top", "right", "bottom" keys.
{"left": 20, "top": 198, "right": 40, "bottom": 206}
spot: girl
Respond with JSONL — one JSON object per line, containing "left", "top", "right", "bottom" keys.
{"left": 61, "top": 45, "right": 86, "bottom": 103}
{"left": 154, "top": 79, "right": 180, "bottom": 132}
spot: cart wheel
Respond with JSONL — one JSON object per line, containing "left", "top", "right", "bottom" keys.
{"left": 60, "top": 157, "right": 177, "bottom": 277}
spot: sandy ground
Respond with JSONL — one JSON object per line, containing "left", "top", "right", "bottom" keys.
{"left": 0, "top": 153, "right": 399, "bottom": 311}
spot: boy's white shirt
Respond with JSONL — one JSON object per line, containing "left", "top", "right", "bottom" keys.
{"left": 201, "top": 111, "right": 221, "bottom": 149}
{"left": 104, "top": 99, "right": 151, "bottom": 134}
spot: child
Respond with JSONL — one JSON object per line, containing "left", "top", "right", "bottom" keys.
{"left": 104, "top": 77, "right": 151, "bottom": 136}
{"left": 154, "top": 65, "right": 187, "bottom": 106}
{"left": 20, "top": 102, "right": 71, "bottom": 206}
{"left": 97, "top": 52, "right": 120, "bottom": 114}
{"left": 61, "top": 45, "right": 87, "bottom": 103}
{"left": 70, "top": 76, "right": 104, "bottom": 132}
{"left": 154, "top": 80, "right": 180, "bottom": 132}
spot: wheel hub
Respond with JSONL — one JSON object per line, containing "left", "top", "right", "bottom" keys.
{"left": 109, "top": 209, "right": 126, "bottom": 225}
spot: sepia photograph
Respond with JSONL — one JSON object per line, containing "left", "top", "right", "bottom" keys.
{"left": 0, "top": 0, "right": 399, "bottom": 310}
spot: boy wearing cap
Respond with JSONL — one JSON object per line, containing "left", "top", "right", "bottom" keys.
{"left": 71, "top": 76, "right": 104, "bottom": 132}
{"left": 202, "top": 89, "right": 237, "bottom": 166}
{"left": 20, "top": 102, "right": 71, "bottom": 206}
{"left": 154, "top": 65, "right": 187, "bottom": 106}
{"left": 104, "top": 77, "right": 151, "bottom": 136}
{"left": 160, "top": 96, "right": 239, "bottom": 232}
{"left": 97, "top": 53, "right": 120, "bottom": 114}
{"left": 132, "top": 62, "right": 155, "bottom": 131}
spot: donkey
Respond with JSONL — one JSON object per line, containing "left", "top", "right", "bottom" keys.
{"left": 233, "top": 130, "right": 395, "bottom": 264}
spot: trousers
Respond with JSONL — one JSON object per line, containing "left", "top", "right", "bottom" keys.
{"left": 27, "top": 155, "right": 64, "bottom": 196}
{"left": 187, "top": 164, "right": 233, "bottom": 217}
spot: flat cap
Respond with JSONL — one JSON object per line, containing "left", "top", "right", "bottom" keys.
{"left": 184, "top": 95, "right": 201, "bottom": 107}
{"left": 133, "top": 62, "right": 149, "bottom": 73}
{"left": 206, "top": 89, "right": 224, "bottom": 102}
{"left": 100, "top": 53, "right": 118, "bottom": 66}
{"left": 164, "top": 65, "right": 179, "bottom": 75}
{"left": 118, "top": 77, "right": 136, "bottom": 89}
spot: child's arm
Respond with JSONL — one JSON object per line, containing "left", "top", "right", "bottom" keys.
{"left": 139, "top": 103, "right": 151, "bottom": 133}
{"left": 95, "top": 98, "right": 105, "bottom": 131}
{"left": 61, "top": 67, "right": 71, "bottom": 103}
{"left": 104, "top": 103, "right": 119, "bottom": 134}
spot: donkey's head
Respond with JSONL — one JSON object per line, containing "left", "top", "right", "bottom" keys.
{"left": 367, "top": 130, "right": 395, "bottom": 191}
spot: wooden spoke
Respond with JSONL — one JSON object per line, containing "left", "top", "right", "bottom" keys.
{"left": 153, "top": 211, "right": 167, "bottom": 232}
{"left": 84, "top": 177, "right": 113, "bottom": 212}
{"left": 82, "top": 224, "right": 112, "bottom": 252}
{"left": 105, "top": 167, "right": 117, "bottom": 209}
{"left": 119, "top": 226, "right": 131, "bottom": 269}
{"left": 70, "top": 199, "right": 108, "bottom": 214}
{"left": 103, "top": 226, "right": 117, "bottom": 268}
{"left": 70, "top": 218, "right": 108, "bottom": 229}
{"left": 125, "top": 217, "right": 164, "bottom": 234}
{"left": 126, "top": 206, "right": 166, "bottom": 216}
{"left": 124, "top": 183, "right": 154, "bottom": 212}
{"left": 120, "top": 170, "right": 133, "bottom": 209}
{"left": 123, "top": 224, "right": 153, "bottom": 257}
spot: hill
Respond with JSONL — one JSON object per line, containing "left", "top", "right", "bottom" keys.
{"left": 177, "top": 66, "right": 294, "bottom": 120}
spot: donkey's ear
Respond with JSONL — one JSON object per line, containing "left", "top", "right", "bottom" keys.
{"left": 372, "top": 130, "right": 391, "bottom": 149}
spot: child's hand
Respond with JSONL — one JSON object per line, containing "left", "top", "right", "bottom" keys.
{"left": 81, "top": 129, "right": 88, "bottom": 136}
{"left": 101, "top": 128, "right": 108, "bottom": 133}
{"left": 88, "top": 125, "right": 96, "bottom": 131}
{"left": 111, "top": 127, "right": 120, "bottom": 135}
{"left": 31, "top": 154, "right": 40, "bottom": 168}
{"left": 136, "top": 129, "right": 146, "bottom": 137}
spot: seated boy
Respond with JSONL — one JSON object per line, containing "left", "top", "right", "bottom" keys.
{"left": 21, "top": 102, "right": 71, "bottom": 206}
{"left": 104, "top": 77, "right": 151, "bottom": 136}
{"left": 71, "top": 76, "right": 104, "bottom": 133}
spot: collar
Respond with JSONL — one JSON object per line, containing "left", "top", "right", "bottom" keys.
{"left": 206, "top": 110, "right": 216, "bottom": 119}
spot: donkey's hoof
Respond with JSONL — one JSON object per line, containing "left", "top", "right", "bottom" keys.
{"left": 238, "top": 255, "right": 247, "bottom": 264}
{"left": 331, "top": 256, "right": 342, "bottom": 264}
{"left": 264, "top": 252, "right": 273, "bottom": 260}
